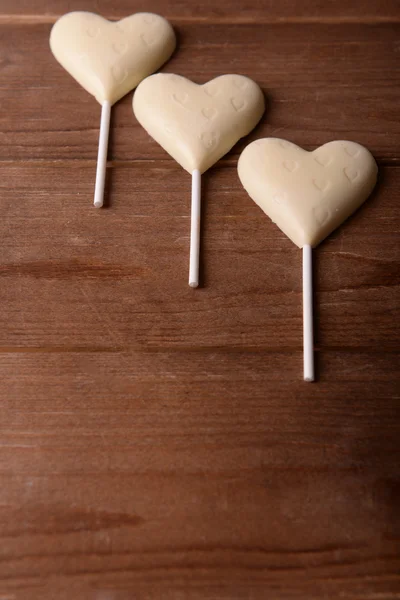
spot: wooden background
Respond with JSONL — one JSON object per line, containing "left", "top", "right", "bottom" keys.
{"left": 1, "top": 1, "right": 399, "bottom": 598}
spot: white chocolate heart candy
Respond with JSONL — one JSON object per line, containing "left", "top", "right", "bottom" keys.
{"left": 50, "top": 12, "right": 176, "bottom": 105}
{"left": 133, "top": 74, "right": 265, "bottom": 173}
{"left": 238, "top": 138, "right": 378, "bottom": 248}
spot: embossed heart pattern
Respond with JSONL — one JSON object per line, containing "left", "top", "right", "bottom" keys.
{"left": 133, "top": 73, "right": 265, "bottom": 173}
{"left": 238, "top": 139, "right": 378, "bottom": 248}
{"left": 50, "top": 12, "right": 176, "bottom": 105}
{"left": 50, "top": 11, "right": 377, "bottom": 251}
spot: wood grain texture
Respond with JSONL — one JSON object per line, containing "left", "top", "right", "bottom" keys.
{"left": 0, "top": 163, "right": 398, "bottom": 351}
{"left": 0, "top": 0, "right": 400, "bottom": 598}
{"left": 1, "top": 23, "right": 400, "bottom": 160}
{"left": 2, "top": 0, "right": 400, "bottom": 20}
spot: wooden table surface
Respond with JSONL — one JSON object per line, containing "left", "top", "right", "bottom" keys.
{"left": 1, "top": 1, "right": 399, "bottom": 598}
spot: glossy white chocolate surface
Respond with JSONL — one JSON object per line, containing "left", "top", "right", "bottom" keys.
{"left": 133, "top": 74, "right": 265, "bottom": 173}
{"left": 50, "top": 12, "right": 176, "bottom": 105}
{"left": 238, "top": 138, "right": 378, "bottom": 248}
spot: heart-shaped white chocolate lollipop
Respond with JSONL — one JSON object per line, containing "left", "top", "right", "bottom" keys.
{"left": 50, "top": 12, "right": 176, "bottom": 105}
{"left": 50, "top": 11, "right": 176, "bottom": 209}
{"left": 238, "top": 138, "right": 378, "bottom": 248}
{"left": 238, "top": 138, "right": 378, "bottom": 383}
{"left": 133, "top": 73, "right": 265, "bottom": 288}
{"left": 133, "top": 73, "right": 265, "bottom": 174}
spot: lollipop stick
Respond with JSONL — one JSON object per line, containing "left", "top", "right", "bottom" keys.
{"left": 303, "top": 244, "right": 314, "bottom": 382}
{"left": 94, "top": 100, "right": 111, "bottom": 208}
{"left": 189, "top": 169, "right": 201, "bottom": 287}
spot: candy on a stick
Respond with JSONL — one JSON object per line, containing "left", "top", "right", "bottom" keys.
{"left": 237, "top": 138, "right": 378, "bottom": 381}
{"left": 133, "top": 74, "right": 265, "bottom": 287}
{"left": 50, "top": 12, "right": 176, "bottom": 208}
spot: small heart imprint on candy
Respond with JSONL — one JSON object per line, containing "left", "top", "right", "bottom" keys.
{"left": 140, "top": 32, "right": 156, "bottom": 47}
{"left": 201, "top": 107, "right": 217, "bottom": 120}
{"left": 200, "top": 131, "right": 219, "bottom": 149}
{"left": 111, "top": 64, "right": 128, "bottom": 84}
{"left": 314, "top": 155, "right": 332, "bottom": 167}
{"left": 203, "top": 83, "right": 219, "bottom": 97}
{"left": 231, "top": 97, "right": 247, "bottom": 112}
{"left": 112, "top": 41, "right": 128, "bottom": 55}
{"left": 344, "top": 167, "right": 359, "bottom": 182}
{"left": 312, "top": 178, "right": 330, "bottom": 192}
{"left": 86, "top": 26, "right": 100, "bottom": 38}
{"left": 172, "top": 91, "right": 188, "bottom": 106}
{"left": 116, "top": 22, "right": 130, "bottom": 33}
{"left": 283, "top": 160, "right": 298, "bottom": 173}
{"left": 313, "top": 205, "right": 331, "bottom": 226}
{"left": 344, "top": 145, "right": 360, "bottom": 158}
{"left": 233, "top": 78, "right": 248, "bottom": 90}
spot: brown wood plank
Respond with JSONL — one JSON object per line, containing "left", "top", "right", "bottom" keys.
{"left": 1, "top": 2, "right": 400, "bottom": 598}
{"left": 0, "top": 23, "right": 399, "bottom": 161}
{"left": 0, "top": 163, "right": 398, "bottom": 352}
{"left": 0, "top": 164, "right": 398, "bottom": 600}
{"left": 0, "top": 346, "right": 399, "bottom": 599}
{"left": 1, "top": 0, "right": 400, "bottom": 21}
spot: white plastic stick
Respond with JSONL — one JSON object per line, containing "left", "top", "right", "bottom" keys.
{"left": 189, "top": 169, "right": 201, "bottom": 288}
{"left": 93, "top": 100, "right": 111, "bottom": 208}
{"left": 303, "top": 244, "right": 314, "bottom": 382}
